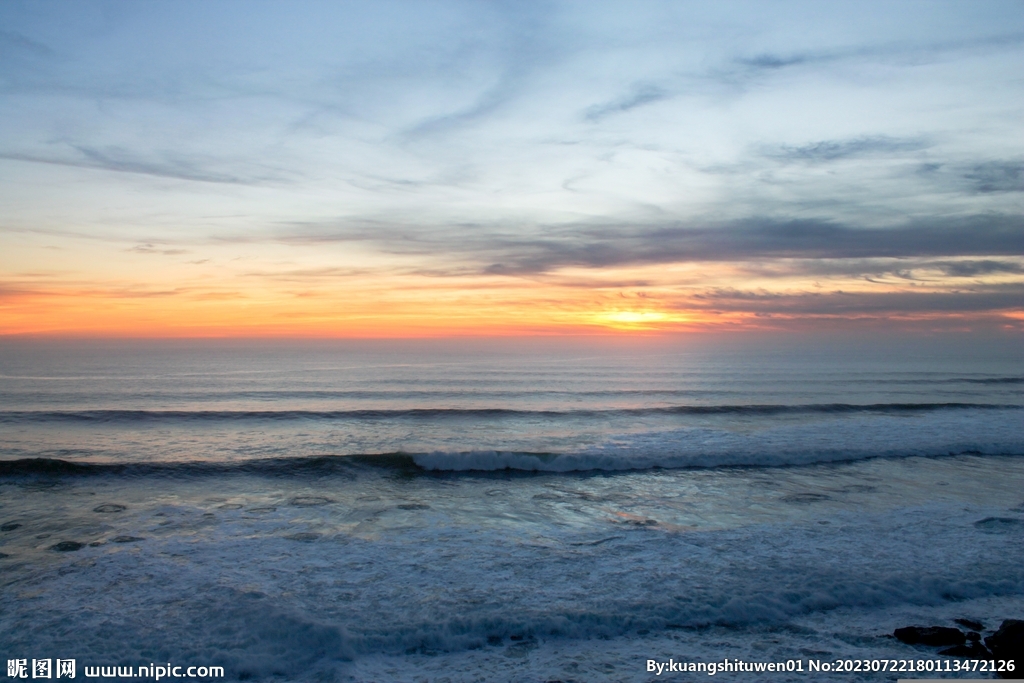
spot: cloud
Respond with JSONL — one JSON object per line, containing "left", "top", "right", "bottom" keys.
{"left": 399, "top": 3, "right": 564, "bottom": 139}
{"left": 738, "top": 53, "right": 813, "bottom": 70}
{"left": 700, "top": 31, "right": 1024, "bottom": 115}
{"left": 127, "top": 243, "right": 189, "bottom": 256}
{"left": 766, "top": 136, "right": 930, "bottom": 163}
{"left": 0, "top": 29, "right": 55, "bottom": 59}
{"left": 934, "top": 259, "right": 1024, "bottom": 277}
{"left": 480, "top": 216, "right": 1024, "bottom": 274}
{"left": 685, "top": 285, "right": 1024, "bottom": 316}
{"left": 0, "top": 145, "right": 271, "bottom": 184}
{"left": 584, "top": 83, "right": 670, "bottom": 121}
{"left": 240, "top": 266, "right": 374, "bottom": 281}
{"left": 402, "top": 80, "right": 520, "bottom": 138}
{"left": 735, "top": 32, "right": 1024, "bottom": 75}
{"left": 272, "top": 213, "right": 1024, "bottom": 277}
{"left": 0, "top": 282, "right": 184, "bottom": 301}
{"left": 725, "top": 257, "right": 1024, "bottom": 282}
{"left": 964, "top": 161, "right": 1024, "bottom": 193}
{"left": 913, "top": 159, "right": 1024, "bottom": 196}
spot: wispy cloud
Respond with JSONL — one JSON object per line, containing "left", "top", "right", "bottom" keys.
{"left": 723, "top": 257, "right": 1024, "bottom": 282}
{"left": 0, "top": 29, "right": 55, "bottom": 59}
{"left": 685, "top": 285, "right": 1024, "bottom": 316}
{"left": 0, "top": 145, "right": 274, "bottom": 184}
{"left": 735, "top": 32, "right": 1024, "bottom": 75}
{"left": 400, "top": 3, "right": 563, "bottom": 139}
{"left": 277, "top": 214, "right": 1024, "bottom": 276}
{"left": 964, "top": 161, "right": 1024, "bottom": 193}
{"left": 240, "top": 266, "right": 374, "bottom": 281}
{"left": 932, "top": 259, "right": 1024, "bottom": 277}
{"left": 738, "top": 53, "right": 815, "bottom": 70}
{"left": 913, "top": 159, "right": 1024, "bottom": 195}
{"left": 128, "top": 243, "right": 189, "bottom": 256}
{"left": 584, "top": 83, "right": 670, "bottom": 121}
{"left": 765, "top": 136, "right": 930, "bottom": 163}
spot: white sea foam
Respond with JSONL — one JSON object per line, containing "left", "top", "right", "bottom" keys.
{"left": 351, "top": 593, "right": 1024, "bottom": 683}
{"left": 5, "top": 503, "right": 1023, "bottom": 678}
{"left": 2, "top": 459, "right": 1023, "bottom": 676}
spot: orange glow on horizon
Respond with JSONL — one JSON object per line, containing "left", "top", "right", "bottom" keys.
{"left": 3, "top": 236, "right": 1023, "bottom": 338}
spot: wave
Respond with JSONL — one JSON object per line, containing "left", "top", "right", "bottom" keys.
{"left": 3, "top": 443, "right": 1022, "bottom": 479}
{"left": 3, "top": 375, "right": 1021, "bottom": 385}
{"left": 0, "top": 454, "right": 393, "bottom": 478}
{"left": 414, "top": 447, "right": 1024, "bottom": 473}
{"left": 418, "top": 408, "right": 1024, "bottom": 472}
{"left": 959, "top": 376, "right": 1024, "bottom": 384}
{"left": 3, "top": 404, "right": 1020, "bottom": 475}
{"left": 0, "top": 402, "right": 1017, "bottom": 424}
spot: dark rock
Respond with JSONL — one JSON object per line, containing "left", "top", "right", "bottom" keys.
{"left": 290, "top": 496, "right": 333, "bottom": 507}
{"left": 51, "top": 541, "right": 84, "bottom": 552}
{"left": 956, "top": 618, "right": 985, "bottom": 631}
{"left": 894, "top": 626, "right": 966, "bottom": 647}
{"left": 0, "top": 552, "right": 10, "bottom": 559}
{"left": 939, "top": 641, "right": 992, "bottom": 658}
{"left": 88, "top": 541, "right": 105, "bottom": 547}
{"left": 397, "top": 503, "right": 430, "bottom": 510}
{"left": 284, "top": 532, "right": 321, "bottom": 542}
{"left": 966, "top": 631, "right": 981, "bottom": 642}
{"left": 985, "top": 620, "right": 1024, "bottom": 679}
{"left": 216, "top": 503, "right": 243, "bottom": 510}
{"left": 112, "top": 535, "right": 144, "bottom": 543}
{"left": 93, "top": 504, "right": 126, "bottom": 513}
{"left": 782, "top": 493, "right": 831, "bottom": 503}
{"left": 974, "top": 517, "right": 1024, "bottom": 532}
{"left": 1, "top": 522, "right": 21, "bottom": 532}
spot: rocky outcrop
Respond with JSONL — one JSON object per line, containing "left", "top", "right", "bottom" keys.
{"left": 893, "top": 619, "right": 1022, "bottom": 679}
{"left": 894, "top": 626, "right": 966, "bottom": 647}
{"left": 985, "top": 620, "right": 1023, "bottom": 680}
{"left": 938, "top": 640, "right": 991, "bottom": 658}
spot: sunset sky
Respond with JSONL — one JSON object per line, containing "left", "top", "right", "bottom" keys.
{"left": 2, "top": 0, "right": 1022, "bottom": 337}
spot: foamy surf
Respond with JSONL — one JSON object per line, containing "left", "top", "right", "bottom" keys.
{"left": 2, "top": 454, "right": 1023, "bottom": 677}
{"left": 415, "top": 408, "right": 1024, "bottom": 471}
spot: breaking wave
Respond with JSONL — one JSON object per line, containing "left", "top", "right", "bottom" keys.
{"left": 0, "top": 402, "right": 1017, "bottom": 424}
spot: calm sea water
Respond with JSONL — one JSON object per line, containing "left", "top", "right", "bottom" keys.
{"left": 1, "top": 338, "right": 1022, "bottom": 681}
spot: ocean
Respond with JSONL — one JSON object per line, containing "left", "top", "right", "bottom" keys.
{"left": 1, "top": 337, "right": 1022, "bottom": 682}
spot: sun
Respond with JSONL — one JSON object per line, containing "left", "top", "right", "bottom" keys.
{"left": 593, "top": 310, "right": 674, "bottom": 330}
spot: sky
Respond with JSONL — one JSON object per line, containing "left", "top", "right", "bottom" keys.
{"left": 1, "top": 0, "right": 1022, "bottom": 337}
